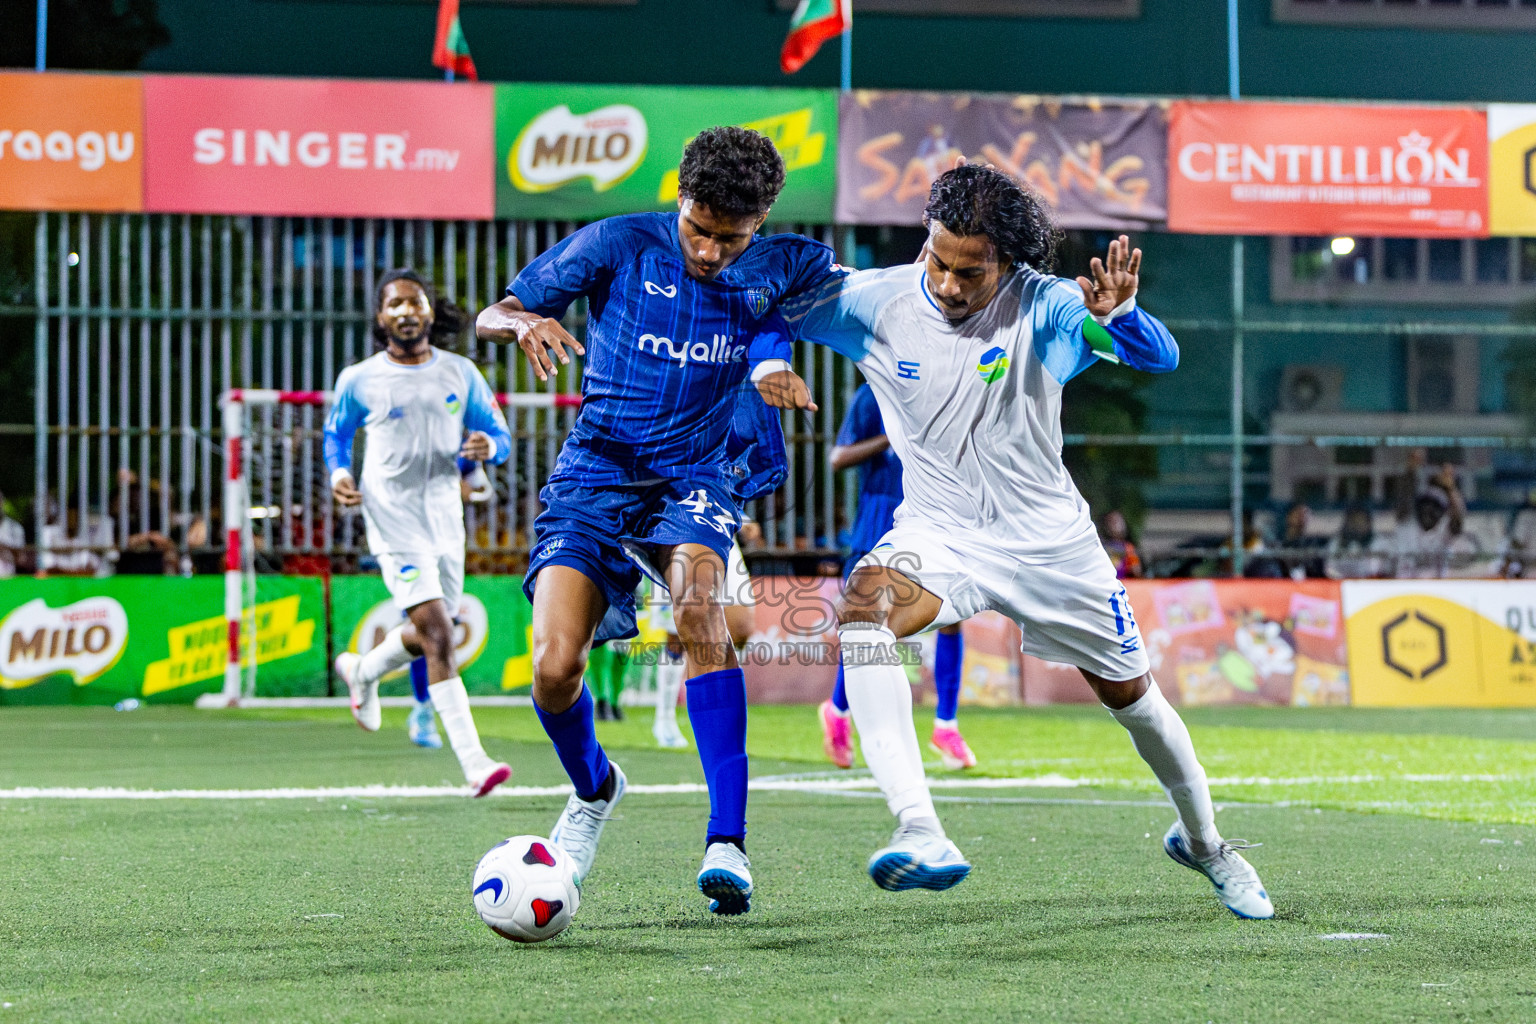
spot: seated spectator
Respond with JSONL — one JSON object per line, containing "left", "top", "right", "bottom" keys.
{"left": 1325, "top": 504, "right": 1390, "bottom": 579}
{"left": 1500, "top": 490, "right": 1536, "bottom": 578}
{"left": 1388, "top": 475, "right": 1474, "bottom": 579}
{"left": 1099, "top": 510, "right": 1143, "bottom": 579}
{"left": 0, "top": 489, "right": 27, "bottom": 578}
{"left": 39, "top": 499, "right": 114, "bottom": 577}
{"left": 1276, "top": 501, "right": 1327, "bottom": 579}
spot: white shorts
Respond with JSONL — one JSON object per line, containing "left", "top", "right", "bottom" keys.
{"left": 857, "top": 522, "right": 1149, "bottom": 682}
{"left": 643, "top": 543, "right": 754, "bottom": 635}
{"left": 378, "top": 552, "right": 464, "bottom": 616}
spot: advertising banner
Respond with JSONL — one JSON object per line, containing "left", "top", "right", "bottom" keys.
{"left": 142, "top": 75, "right": 495, "bottom": 219}
{"left": 494, "top": 83, "right": 837, "bottom": 221}
{"left": 1024, "top": 579, "right": 1349, "bottom": 706}
{"left": 0, "top": 72, "right": 143, "bottom": 212}
{"left": 1343, "top": 580, "right": 1536, "bottom": 707}
{"left": 0, "top": 576, "right": 323, "bottom": 705}
{"left": 1488, "top": 105, "right": 1536, "bottom": 236}
{"left": 838, "top": 91, "right": 1166, "bottom": 229}
{"left": 329, "top": 574, "right": 532, "bottom": 696}
{"left": 1168, "top": 101, "right": 1488, "bottom": 237}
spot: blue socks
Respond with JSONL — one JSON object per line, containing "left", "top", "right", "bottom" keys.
{"left": 409, "top": 658, "right": 430, "bottom": 703}
{"left": 935, "top": 630, "right": 963, "bottom": 722}
{"left": 686, "top": 667, "right": 749, "bottom": 847}
{"left": 535, "top": 684, "right": 612, "bottom": 802}
{"left": 831, "top": 663, "right": 849, "bottom": 713}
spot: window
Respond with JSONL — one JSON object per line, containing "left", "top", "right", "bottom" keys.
{"left": 1274, "top": 0, "right": 1536, "bottom": 29}
{"left": 1272, "top": 236, "right": 1536, "bottom": 304}
{"left": 776, "top": 0, "right": 1139, "bottom": 17}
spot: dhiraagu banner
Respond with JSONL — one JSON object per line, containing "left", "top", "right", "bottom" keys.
{"left": 0, "top": 576, "right": 323, "bottom": 704}
{"left": 494, "top": 83, "right": 837, "bottom": 221}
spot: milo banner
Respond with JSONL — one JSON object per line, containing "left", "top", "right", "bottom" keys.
{"left": 837, "top": 91, "right": 1167, "bottom": 229}
{"left": 1022, "top": 579, "right": 1349, "bottom": 706}
{"left": 494, "top": 83, "right": 837, "bottom": 221}
{"left": 1343, "top": 580, "right": 1536, "bottom": 707}
{"left": 330, "top": 575, "right": 533, "bottom": 697}
{"left": 0, "top": 576, "right": 324, "bottom": 705}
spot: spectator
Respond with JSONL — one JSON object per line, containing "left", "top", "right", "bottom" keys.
{"left": 0, "top": 489, "right": 26, "bottom": 578}
{"left": 1325, "top": 504, "right": 1389, "bottom": 579}
{"left": 1099, "top": 510, "right": 1143, "bottom": 579}
{"left": 1500, "top": 489, "right": 1536, "bottom": 579}
{"left": 1276, "top": 502, "right": 1327, "bottom": 579}
{"left": 1387, "top": 459, "right": 1473, "bottom": 578}
{"left": 110, "top": 474, "right": 177, "bottom": 575}
{"left": 39, "top": 497, "right": 113, "bottom": 577}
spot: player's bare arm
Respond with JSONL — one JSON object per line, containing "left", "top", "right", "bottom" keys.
{"left": 475, "top": 295, "right": 585, "bottom": 382}
{"left": 1076, "top": 234, "right": 1142, "bottom": 317}
{"left": 331, "top": 471, "right": 362, "bottom": 507}
{"left": 829, "top": 433, "right": 889, "bottom": 471}
{"left": 459, "top": 431, "right": 494, "bottom": 462}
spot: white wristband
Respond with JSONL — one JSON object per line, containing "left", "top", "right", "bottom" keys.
{"left": 1091, "top": 296, "right": 1136, "bottom": 327}
{"left": 750, "top": 358, "right": 793, "bottom": 382}
{"left": 330, "top": 468, "right": 354, "bottom": 487}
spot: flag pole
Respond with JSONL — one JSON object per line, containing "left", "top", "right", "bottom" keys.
{"left": 35, "top": 0, "right": 47, "bottom": 70}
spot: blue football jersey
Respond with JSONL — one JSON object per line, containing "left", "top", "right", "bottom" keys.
{"left": 508, "top": 211, "right": 835, "bottom": 489}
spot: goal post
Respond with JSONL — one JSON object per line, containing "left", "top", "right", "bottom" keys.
{"left": 201, "top": 387, "right": 579, "bottom": 708}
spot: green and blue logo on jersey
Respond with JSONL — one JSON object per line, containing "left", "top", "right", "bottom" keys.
{"left": 444, "top": 393, "right": 461, "bottom": 415}
{"left": 398, "top": 564, "right": 421, "bottom": 583}
{"left": 977, "top": 346, "right": 1009, "bottom": 384}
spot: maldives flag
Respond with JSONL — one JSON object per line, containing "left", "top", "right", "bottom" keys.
{"left": 432, "top": 0, "right": 478, "bottom": 80}
{"left": 780, "top": 0, "right": 850, "bottom": 75}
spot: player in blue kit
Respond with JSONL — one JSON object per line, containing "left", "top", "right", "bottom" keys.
{"left": 820, "top": 383, "right": 976, "bottom": 772}
{"left": 475, "top": 127, "right": 828, "bottom": 915}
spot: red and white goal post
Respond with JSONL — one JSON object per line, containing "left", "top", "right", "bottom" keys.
{"left": 200, "top": 387, "right": 579, "bottom": 708}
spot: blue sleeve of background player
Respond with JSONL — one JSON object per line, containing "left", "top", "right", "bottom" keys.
{"left": 460, "top": 360, "right": 512, "bottom": 467}
{"left": 323, "top": 368, "right": 367, "bottom": 475}
{"left": 1034, "top": 278, "right": 1179, "bottom": 385}
{"left": 835, "top": 385, "right": 883, "bottom": 447}
{"left": 508, "top": 219, "right": 617, "bottom": 318}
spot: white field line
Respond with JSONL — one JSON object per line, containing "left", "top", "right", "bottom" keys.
{"left": 0, "top": 770, "right": 1528, "bottom": 801}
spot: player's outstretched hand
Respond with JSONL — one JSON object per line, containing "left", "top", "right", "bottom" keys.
{"left": 332, "top": 473, "right": 363, "bottom": 508}
{"left": 1076, "top": 234, "right": 1141, "bottom": 318}
{"left": 475, "top": 298, "right": 585, "bottom": 382}
{"left": 757, "top": 369, "right": 818, "bottom": 412}
{"left": 460, "top": 432, "right": 493, "bottom": 461}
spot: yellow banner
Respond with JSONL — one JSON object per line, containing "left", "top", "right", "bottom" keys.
{"left": 1343, "top": 581, "right": 1536, "bottom": 707}
{"left": 142, "top": 594, "right": 314, "bottom": 695}
{"left": 1489, "top": 104, "right": 1536, "bottom": 236}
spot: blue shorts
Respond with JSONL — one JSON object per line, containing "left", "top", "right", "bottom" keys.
{"left": 845, "top": 494, "right": 901, "bottom": 581}
{"left": 524, "top": 474, "right": 741, "bottom": 643}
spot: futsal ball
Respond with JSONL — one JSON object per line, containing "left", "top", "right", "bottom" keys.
{"left": 472, "top": 835, "right": 580, "bottom": 943}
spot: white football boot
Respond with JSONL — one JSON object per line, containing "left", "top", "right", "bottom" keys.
{"left": 1163, "top": 822, "right": 1274, "bottom": 920}
{"left": 550, "top": 762, "right": 627, "bottom": 885}
{"left": 334, "top": 652, "right": 380, "bottom": 732}
{"left": 652, "top": 715, "right": 688, "bottom": 750}
{"left": 697, "top": 842, "right": 753, "bottom": 916}
{"left": 867, "top": 819, "right": 971, "bottom": 892}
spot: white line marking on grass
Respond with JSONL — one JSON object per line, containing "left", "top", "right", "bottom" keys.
{"left": 1318, "top": 933, "right": 1390, "bottom": 941}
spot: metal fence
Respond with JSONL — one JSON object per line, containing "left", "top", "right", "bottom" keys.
{"left": 28, "top": 212, "right": 855, "bottom": 572}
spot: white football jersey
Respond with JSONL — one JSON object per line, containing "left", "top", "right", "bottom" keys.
{"left": 324, "top": 349, "right": 510, "bottom": 557}
{"left": 787, "top": 262, "right": 1111, "bottom": 562}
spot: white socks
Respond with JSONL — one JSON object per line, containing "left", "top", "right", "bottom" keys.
{"left": 654, "top": 656, "right": 684, "bottom": 726}
{"left": 1107, "top": 680, "right": 1220, "bottom": 853}
{"left": 838, "top": 624, "right": 939, "bottom": 828}
{"left": 428, "top": 677, "right": 493, "bottom": 778}
{"left": 355, "top": 627, "right": 413, "bottom": 685}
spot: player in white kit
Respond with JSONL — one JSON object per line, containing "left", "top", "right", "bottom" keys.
{"left": 781, "top": 166, "right": 1273, "bottom": 919}
{"left": 324, "top": 269, "right": 514, "bottom": 798}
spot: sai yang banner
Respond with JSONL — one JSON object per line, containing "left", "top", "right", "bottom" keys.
{"left": 837, "top": 91, "right": 1167, "bottom": 229}
{"left": 494, "top": 83, "right": 837, "bottom": 221}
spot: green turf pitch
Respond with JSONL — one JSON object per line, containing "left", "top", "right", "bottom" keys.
{"left": 1, "top": 705, "right": 1534, "bottom": 1023}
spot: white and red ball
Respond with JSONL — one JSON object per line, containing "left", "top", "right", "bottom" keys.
{"left": 472, "top": 835, "right": 580, "bottom": 943}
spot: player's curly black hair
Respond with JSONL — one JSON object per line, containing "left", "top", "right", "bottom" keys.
{"left": 371, "top": 268, "right": 471, "bottom": 348}
{"left": 676, "top": 126, "right": 786, "bottom": 218}
{"left": 923, "top": 165, "right": 1060, "bottom": 273}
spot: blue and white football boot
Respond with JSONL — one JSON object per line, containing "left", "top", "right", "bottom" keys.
{"left": 1163, "top": 822, "right": 1274, "bottom": 919}
{"left": 697, "top": 843, "right": 753, "bottom": 916}
{"left": 407, "top": 700, "right": 442, "bottom": 749}
{"left": 867, "top": 819, "right": 971, "bottom": 892}
{"left": 550, "top": 762, "right": 627, "bottom": 886}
